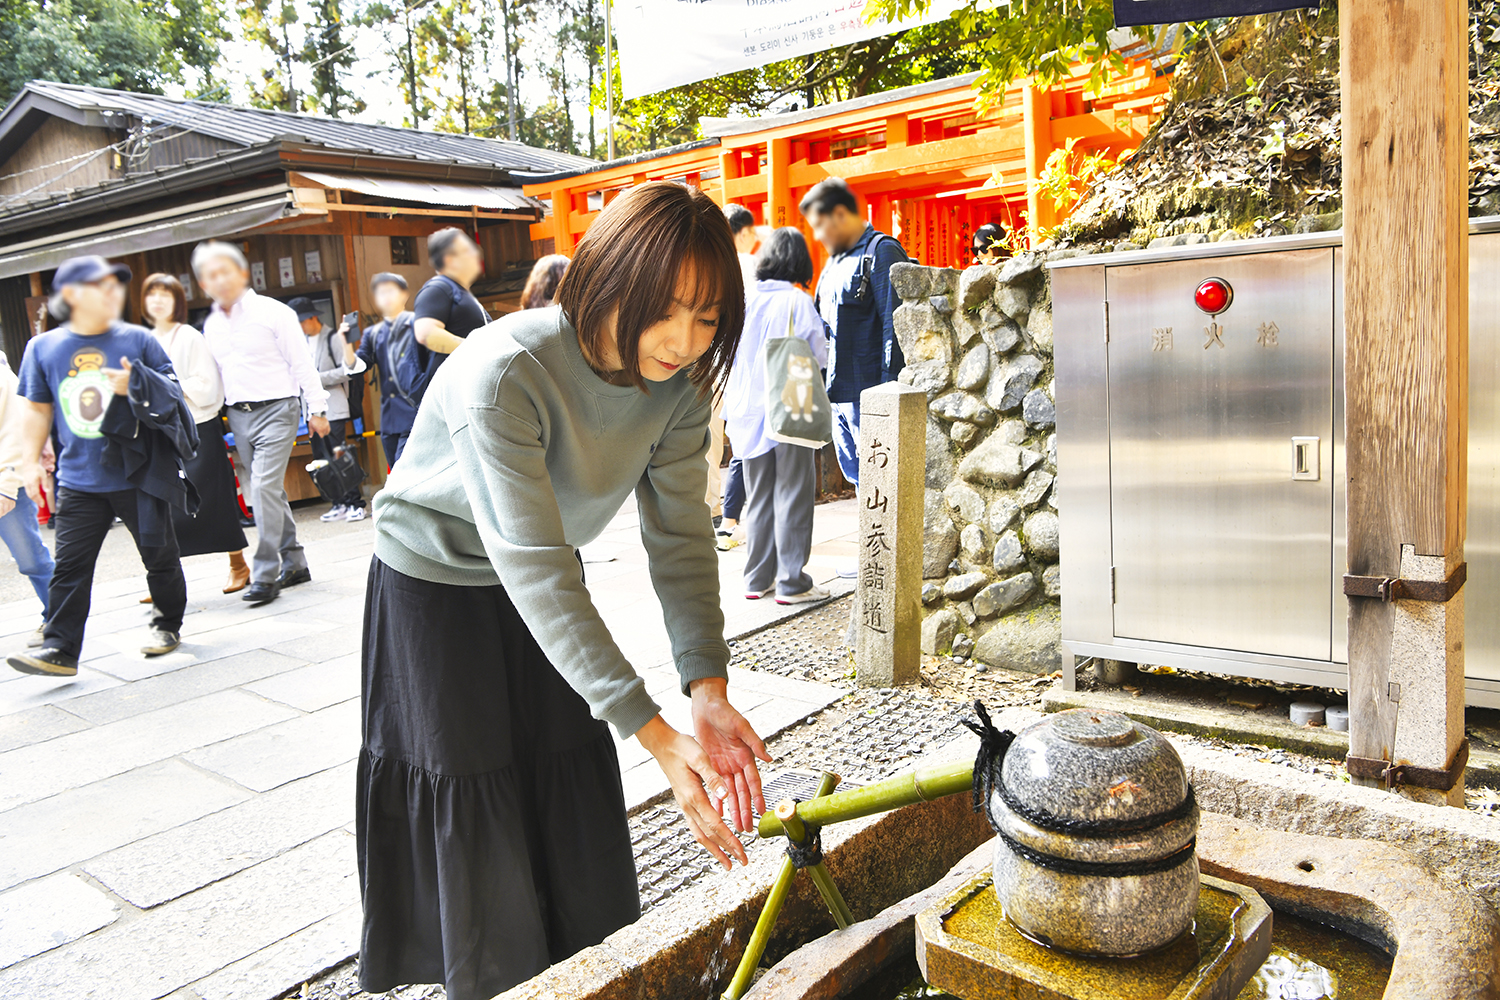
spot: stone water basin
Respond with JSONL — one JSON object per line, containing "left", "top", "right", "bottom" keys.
{"left": 916, "top": 873, "right": 1272, "bottom": 1000}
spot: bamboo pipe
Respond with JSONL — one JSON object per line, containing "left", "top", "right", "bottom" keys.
{"left": 777, "top": 798, "right": 855, "bottom": 930}
{"left": 756, "top": 759, "right": 975, "bottom": 840}
{"left": 721, "top": 772, "right": 842, "bottom": 1000}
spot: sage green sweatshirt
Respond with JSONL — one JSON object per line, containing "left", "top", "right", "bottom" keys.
{"left": 372, "top": 305, "right": 728, "bottom": 738}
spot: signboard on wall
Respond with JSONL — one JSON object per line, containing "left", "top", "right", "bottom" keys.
{"left": 612, "top": 0, "right": 966, "bottom": 99}
{"left": 1112, "top": 0, "right": 1316, "bottom": 26}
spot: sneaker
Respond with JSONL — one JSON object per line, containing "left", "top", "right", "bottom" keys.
{"left": 320, "top": 504, "right": 347, "bottom": 522}
{"left": 27, "top": 623, "right": 45, "bottom": 648}
{"left": 141, "top": 628, "right": 181, "bottom": 656}
{"left": 8, "top": 648, "right": 78, "bottom": 677}
{"left": 744, "top": 587, "right": 774, "bottom": 600}
{"left": 777, "top": 584, "right": 831, "bottom": 605}
{"left": 835, "top": 563, "right": 858, "bottom": 579}
{"left": 344, "top": 506, "right": 367, "bottom": 522}
{"left": 716, "top": 530, "right": 738, "bottom": 551}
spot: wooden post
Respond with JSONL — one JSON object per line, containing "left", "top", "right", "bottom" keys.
{"left": 767, "top": 137, "right": 792, "bottom": 230}
{"left": 554, "top": 188, "right": 574, "bottom": 255}
{"left": 1021, "top": 82, "right": 1055, "bottom": 245}
{"left": 1342, "top": 0, "right": 1469, "bottom": 806}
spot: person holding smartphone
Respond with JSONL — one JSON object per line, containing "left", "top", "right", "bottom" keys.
{"left": 288, "top": 297, "right": 369, "bottom": 522}
{"left": 358, "top": 183, "right": 764, "bottom": 1000}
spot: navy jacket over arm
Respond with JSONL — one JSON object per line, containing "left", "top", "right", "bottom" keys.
{"left": 101, "top": 363, "right": 200, "bottom": 546}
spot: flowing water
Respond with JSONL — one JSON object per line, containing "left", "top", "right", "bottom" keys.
{"left": 1235, "top": 911, "right": 1392, "bottom": 1000}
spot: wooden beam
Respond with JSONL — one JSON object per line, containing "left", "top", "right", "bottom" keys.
{"left": 305, "top": 201, "right": 535, "bottom": 222}
{"left": 1342, "top": 0, "right": 1469, "bottom": 806}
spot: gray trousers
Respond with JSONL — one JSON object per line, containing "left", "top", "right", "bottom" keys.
{"left": 742, "top": 442, "right": 816, "bottom": 597}
{"left": 227, "top": 398, "right": 308, "bottom": 585}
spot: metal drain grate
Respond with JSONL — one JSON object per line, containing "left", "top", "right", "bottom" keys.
{"left": 758, "top": 769, "right": 862, "bottom": 804}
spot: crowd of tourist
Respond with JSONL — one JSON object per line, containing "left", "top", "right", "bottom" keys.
{"left": 715, "top": 176, "right": 909, "bottom": 606}
{"left": 0, "top": 179, "right": 911, "bottom": 1000}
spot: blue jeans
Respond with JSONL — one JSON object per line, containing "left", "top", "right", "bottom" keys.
{"left": 832, "top": 400, "right": 861, "bottom": 485}
{"left": 0, "top": 492, "right": 53, "bottom": 618}
{"left": 721, "top": 457, "right": 745, "bottom": 521}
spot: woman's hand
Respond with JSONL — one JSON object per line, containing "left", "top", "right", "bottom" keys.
{"left": 690, "top": 677, "right": 771, "bottom": 834}
{"left": 637, "top": 715, "right": 749, "bottom": 869}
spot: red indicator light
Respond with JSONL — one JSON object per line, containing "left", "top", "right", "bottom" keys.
{"left": 1194, "top": 277, "right": 1233, "bottom": 314}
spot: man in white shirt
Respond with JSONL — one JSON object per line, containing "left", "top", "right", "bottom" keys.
{"left": 194, "top": 241, "right": 331, "bottom": 606}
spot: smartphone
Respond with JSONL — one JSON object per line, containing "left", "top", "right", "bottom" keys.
{"left": 342, "top": 311, "right": 359, "bottom": 333}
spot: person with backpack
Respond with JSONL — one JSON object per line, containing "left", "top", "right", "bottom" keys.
{"left": 412, "top": 228, "right": 490, "bottom": 384}
{"left": 802, "top": 178, "right": 909, "bottom": 489}
{"left": 723, "top": 228, "right": 829, "bottom": 606}
{"left": 289, "top": 297, "right": 368, "bottom": 522}
{"left": 355, "top": 273, "right": 419, "bottom": 468}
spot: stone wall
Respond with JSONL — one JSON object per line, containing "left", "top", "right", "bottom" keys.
{"left": 888, "top": 254, "right": 1064, "bottom": 674}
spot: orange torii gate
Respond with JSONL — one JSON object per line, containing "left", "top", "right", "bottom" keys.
{"left": 523, "top": 56, "right": 1169, "bottom": 272}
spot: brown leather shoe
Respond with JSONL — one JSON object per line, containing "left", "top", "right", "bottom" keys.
{"left": 223, "top": 553, "right": 250, "bottom": 594}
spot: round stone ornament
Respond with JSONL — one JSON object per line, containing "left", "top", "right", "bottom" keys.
{"left": 989, "top": 709, "right": 1199, "bottom": 956}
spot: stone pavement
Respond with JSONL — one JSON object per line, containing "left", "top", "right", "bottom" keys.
{"left": 0, "top": 494, "right": 858, "bottom": 1000}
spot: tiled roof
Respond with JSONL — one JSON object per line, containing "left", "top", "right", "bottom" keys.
{"left": 15, "top": 81, "right": 597, "bottom": 174}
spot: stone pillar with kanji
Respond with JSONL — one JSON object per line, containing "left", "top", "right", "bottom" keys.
{"left": 854, "top": 382, "right": 925, "bottom": 686}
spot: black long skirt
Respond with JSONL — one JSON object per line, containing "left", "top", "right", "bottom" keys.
{"left": 356, "top": 556, "right": 640, "bottom": 1000}
{"left": 174, "top": 419, "right": 248, "bottom": 557}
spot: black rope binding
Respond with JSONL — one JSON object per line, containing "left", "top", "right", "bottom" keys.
{"left": 784, "top": 822, "right": 824, "bottom": 869}
{"left": 964, "top": 699, "right": 1196, "bottom": 838}
{"left": 996, "top": 829, "right": 1198, "bottom": 878}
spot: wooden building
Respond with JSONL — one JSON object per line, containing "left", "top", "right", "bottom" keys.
{"left": 524, "top": 57, "right": 1169, "bottom": 272}
{"left": 0, "top": 81, "right": 594, "bottom": 488}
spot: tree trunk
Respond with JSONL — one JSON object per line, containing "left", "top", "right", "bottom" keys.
{"left": 586, "top": 0, "right": 597, "bottom": 158}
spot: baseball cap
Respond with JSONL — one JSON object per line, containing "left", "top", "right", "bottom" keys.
{"left": 52, "top": 255, "right": 131, "bottom": 290}
{"left": 369, "top": 271, "right": 408, "bottom": 291}
{"left": 287, "top": 296, "right": 320, "bottom": 321}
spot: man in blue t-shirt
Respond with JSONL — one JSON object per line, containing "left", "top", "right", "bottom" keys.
{"left": 6, "top": 256, "right": 186, "bottom": 678}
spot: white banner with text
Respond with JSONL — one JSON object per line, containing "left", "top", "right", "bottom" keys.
{"left": 613, "top": 0, "right": 966, "bottom": 100}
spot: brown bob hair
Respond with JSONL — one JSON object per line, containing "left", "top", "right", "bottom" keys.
{"left": 521, "top": 254, "right": 569, "bottom": 310}
{"left": 556, "top": 182, "right": 744, "bottom": 395}
{"left": 141, "top": 272, "right": 188, "bottom": 324}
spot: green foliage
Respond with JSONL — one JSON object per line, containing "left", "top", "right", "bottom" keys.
{"left": 865, "top": 0, "right": 1127, "bottom": 99}
{"left": 0, "top": 0, "right": 227, "bottom": 104}
{"left": 301, "top": 0, "right": 365, "bottom": 116}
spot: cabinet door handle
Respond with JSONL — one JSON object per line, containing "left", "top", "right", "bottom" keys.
{"left": 1292, "top": 437, "right": 1320, "bottom": 481}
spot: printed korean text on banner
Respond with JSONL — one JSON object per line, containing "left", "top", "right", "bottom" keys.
{"left": 612, "top": 0, "right": 966, "bottom": 100}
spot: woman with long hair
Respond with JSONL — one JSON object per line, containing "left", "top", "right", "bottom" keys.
{"left": 140, "top": 274, "right": 249, "bottom": 592}
{"left": 358, "top": 182, "right": 766, "bottom": 1000}
{"left": 722, "top": 227, "right": 829, "bottom": 605}
{"left": 520, "top": 253, "right": 569, "bottom": 309}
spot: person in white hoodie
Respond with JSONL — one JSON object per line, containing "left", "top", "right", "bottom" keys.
{"left": 722, "top": 227, "right": 829, "bottom": 605}
{"left": 0, "top": 351, "right": 53, "bottom": 646}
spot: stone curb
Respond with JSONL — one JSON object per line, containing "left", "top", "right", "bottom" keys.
{"left": 1199, "top": 812, "right": 1500, "bottom": 1000}
{"left": 1042, "top": 686, "right": 1500, "bottom": 788}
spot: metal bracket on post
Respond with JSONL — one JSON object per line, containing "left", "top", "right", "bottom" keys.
{"left": 1346, "top": 738, "right": 1469, "bottom": 791}
{"left": 1342, "top": 563, "right": 1467, "bottom": 603}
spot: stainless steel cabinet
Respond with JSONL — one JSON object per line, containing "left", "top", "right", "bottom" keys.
{"left": 1052, "top": 225, "right": 1500, "bottom": 705}
{"left": 1105, "top": 251, "right": 1335, "bottom": 661}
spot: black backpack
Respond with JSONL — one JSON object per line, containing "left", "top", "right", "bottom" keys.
{"left": 383, "top": 311, "right": 426, "bottom": 405}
